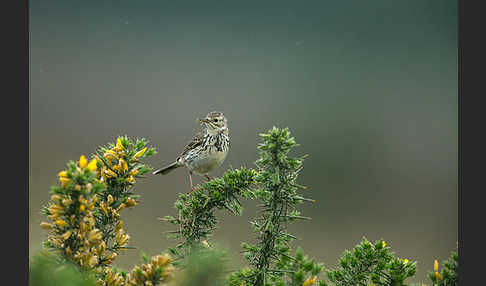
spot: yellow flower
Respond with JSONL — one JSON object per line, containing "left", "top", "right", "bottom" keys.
{"left": 79, "top": 204, "right": 86, "bottom": 212}
{"left": 78, "top": 195, "right": 88, "bottom": 204}
{"left": 119, "top": 159, "right": 128, "bottom": 172}
{"left": 62, "top": 199, "right": 73, "bottom": 207}
{"left": 402, "top": 258, "right": 408, "bottom": 264}
{"left": 162, "top": 265, "right": 175, "bottom": 278}
{"left": 107, "top": 195, "right": 114, "bottom": 205}
{"left": 79, "top": 155, "right": 88, "bottom": 169}
{"left": 103, "top": 168, "right": 117, "bottom": 178}
{"left": 87, "top": 158, "right": 98, "bottom": 171}
{"left": 100, "top": 202, "right": 109, "bottom": 214}
{"left": 104, "top": 150, "right": 117, "bottom": 160}
{"left": 116, "top": 137, "right": 124, "bottom": 151}
{"left": 40, "top": 222, "right": 53, "bottom": 230}
{"left": 130, "top": 169, "right": 139, "bottom": 176}
{"left": 58, "top": 171, "right": 68, "bottom": 177}
{"left": 74, "top": 184, "right": 82, "bottom": 191}
{"left": 125, "top": 198, "right": 137, "bottom": 207}
{"left": 65, "top": 247, "right": 73, "bottom": 257}
{"left": 104, "top": 252, "right": 118, "bottom": 264}
{"left": 88, "top": 255, "right": 99, "bottom": 268}
{"left": 115, "top": 221, "right": 123, "bottom": 232}
{"left": 59, "top": 177, "right": 71, "bottom": 187}
{"left": 62, "top": 230, "right": 72, "bottom": 240}
{"left": 434, "top": 259, "right": 439, "bottom": 271}
{"left": 202, "top": 240, "right": 210, "bottom": 248}
{"left": 303, "top": 276, "right": 317, "bottom": 286}
{"left": 117, "top": 203, "right": 126, "bottom": 212}
{"left": 382, "top": 241, "right": 386, "bottom": 248}
{"left": 51, "top": 194, "right": 62, "bottom": 202}
{"left": 88, "top": 230, "right": 102, "bottom": 242}
{"left": 125, "top": 176, "right": 136, "bottom": 184}
{"left": 48, "top": 214, "right": 60, "bottom": 220}
{"left": 134, "top": 147, "right": 147, "bottom": 159}
{"left": 49, "top": 205, "right": 63, "bottom": 215}
{"left": 435, "top": 271, "right": 442, "bottom": 281}
{"left": 55, "top": 219, "right": 68, "bottom": 228}
{"left": 158, "top": 253, "right": 171, "bottom": 266}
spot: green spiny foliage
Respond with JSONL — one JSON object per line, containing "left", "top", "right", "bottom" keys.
{"left": 272, "top": 246, "right": 326, "bottom": 286}
{"left": 427, "top": 250, "right": 458, "bottom": 286}
{"left": 237, "top": 127, "right": 314, "bottom": 286}
{"left": 161, "top": 167, "right": 257, "bottom": 261}
{"left": 324, "top": 238, "right": 417, "bottom": 286}
{"left": 227, "top": 246, "right": 327, "bottom": 286}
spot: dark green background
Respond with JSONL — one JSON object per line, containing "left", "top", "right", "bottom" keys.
{"left": 29, "top": 1, "right": 457, "bottom": 283}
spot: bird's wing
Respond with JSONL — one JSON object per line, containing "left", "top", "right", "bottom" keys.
{"left": 180, "top": 131, "right": 205, "bottom": 157}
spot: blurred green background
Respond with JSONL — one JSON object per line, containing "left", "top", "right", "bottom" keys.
{"left": 29, "top": 0, "right": 457, "bottom": 283}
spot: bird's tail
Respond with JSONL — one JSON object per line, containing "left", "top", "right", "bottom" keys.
{"left": 152, "top": 161, "right": 182, "bottom": 175}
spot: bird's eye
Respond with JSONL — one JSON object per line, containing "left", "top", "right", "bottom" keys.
{"left": 213, "top": 119, "right": 218, "bottom": 122}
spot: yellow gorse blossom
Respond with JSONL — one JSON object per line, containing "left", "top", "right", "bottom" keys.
{"left": 116, "top": 137, "right": 124, "bottom": 150}
{"left": 434, "top": 259, "right": 439, "bottom": 272}
{"left": 87, "top": 158, "right": 98, "bottom": 171}
{"left": 129, "top": 169, "right": 139, "bottom": 176}
{"left": 125, "top": 198, "right": 137, "bottom": 207}
{"left": 134, "top": 147, "right": 147, "bottom": 159}
{"left": 303, "top": 276, "right": 317, "bottom": 286}
{"left": 56, "top": 219, "right": 68, "bottom": 228}
{"left": 107, "top": 195, "right": 114, "bottom": 205}
{"left": 51, "top": 194, "right": 62, "bottom": 202}
{"left": 402, "top": 258, "right": 408, "bottom": 264}
{"left": 79, "top": 155, "right": 88, "bottom": 169}
{"left": 62, "top": 230, "right": 72, "bottom": 240}
{"left": 128, "top": 253, "right": 174, "bottom": 285}
{"left": 59, "top": 177, "right": 71, "bottom": 188}
{"left": 435, "top": 271, "right": 442, "bottom": 281}
{"left": 382, "top": 241, "right": 386, "bottom": 248}
{"left": 103, "top": 150, "right": 117, "bottom": 161}
{"left": 120, "top": 159, "right": 128, "bottom": 172}
{"left": 202, "top": 240, "right": 210, "bottom": 248}
{"left": 58, "top": 171, "right": 68, "bottom": 178}
{"left": 117, "top": 203, "right": 126, "bottom": 212}
{"left": 40, "top": 222, "right": 53, "bottom": 230}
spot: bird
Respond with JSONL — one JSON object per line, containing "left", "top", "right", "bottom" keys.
{"left": 152, "top": 111, "right": 230, "bottom": 191}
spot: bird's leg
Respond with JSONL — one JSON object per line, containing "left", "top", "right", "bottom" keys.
{"left": 204, "top": 174, "right": 212, "bottom": 181}
{"left": 188, "top": 171, "right": 196, "bottom": 192}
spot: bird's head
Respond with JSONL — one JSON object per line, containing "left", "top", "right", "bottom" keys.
{"left": 199, "top": 111, "right": 228, "bottom": 134}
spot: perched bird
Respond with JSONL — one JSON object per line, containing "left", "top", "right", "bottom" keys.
{"left": 153, "top": 111, "right": 230, "bottom": 191}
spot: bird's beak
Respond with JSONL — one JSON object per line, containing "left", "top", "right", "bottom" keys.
{"left": 199, "top": 118, "right": 210, "bottom": 124}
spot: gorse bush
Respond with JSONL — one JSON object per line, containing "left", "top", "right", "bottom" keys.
{"left": 324, "top": 238, "right": 416, "bottom": 286}
{"left": 34, "top": 127, "right": 458, "bottom": 286}
{"left": 428, "top": 250, "right": 458, "bottom": 286}
{"left": 38, "top": 136, "right": 174, "bottom": 286}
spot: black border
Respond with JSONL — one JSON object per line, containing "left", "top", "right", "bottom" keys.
{"left": 4, "top": 0, "right": 29, "bottom": 284}
{"left": 458, "top": 0, "right": 484, "bottom": 285}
